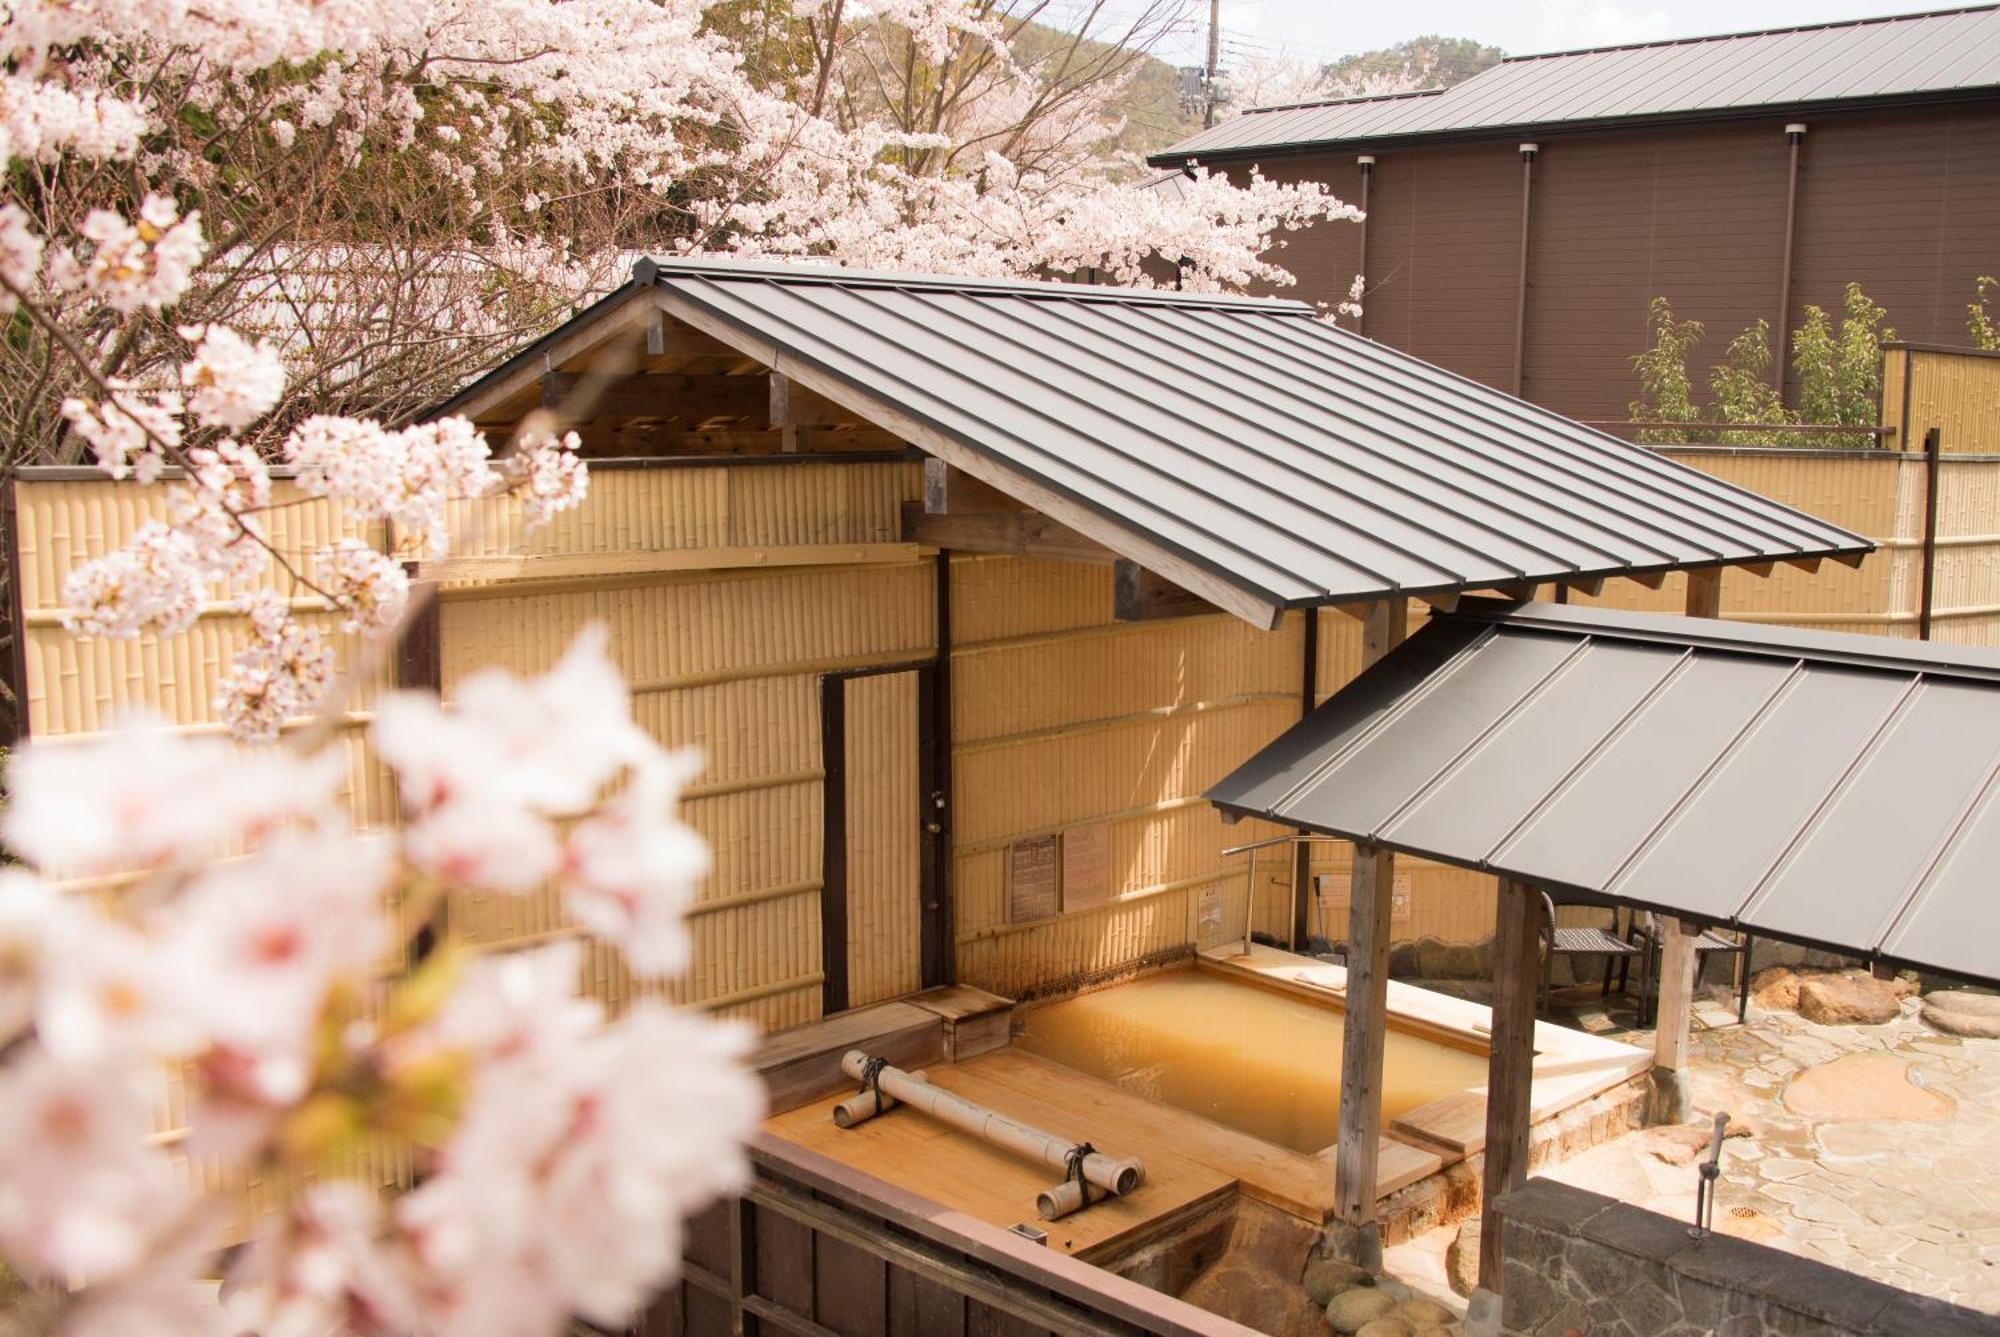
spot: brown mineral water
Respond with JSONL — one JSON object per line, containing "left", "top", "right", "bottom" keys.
{"left": 1015, "top": 970, "right": 1490, "bottom": 1153}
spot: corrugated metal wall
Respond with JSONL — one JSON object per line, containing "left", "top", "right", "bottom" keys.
{"left": 1245, "top": 102, "right": 2000, "bottom": 424}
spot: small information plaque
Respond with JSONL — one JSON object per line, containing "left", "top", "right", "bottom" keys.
{"left": 1061, "top": 821, "right": 1111, "bottom": 911}
{"left": 1316, "top": 871, "right": 1413, "bottom": 924}
{"left": 1197, "top": 883, "right": 1224, "bottom": 933}
{"left": 1007, "top": 834, "right": 1061, "bottom": 923}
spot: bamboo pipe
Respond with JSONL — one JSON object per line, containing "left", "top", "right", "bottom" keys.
{"left": 830, "top": 1066, "right": 929, "bottom": 1126}
{"left": 835, "top": 1051, "right": 1144, "bottom": 1209}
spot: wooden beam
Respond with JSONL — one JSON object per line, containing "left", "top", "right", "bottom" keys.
{"left": 1629, "top": 570, "right": 1669, "bottom": 590}
{"left": 772, "top": 372, "right": 866, "bottom": 432}
{"left": 1113, "top": 561, "right": 1221, "bottom": 621}
{"left": 1740, "top": 561, "right": 1775, "bottom": 578}
{"left": 1784, "top": 555, "right": 1824, "bottom": 575}
{"left": 1685, "top": 567, "right": 1723, "bottom": 619}
{"left": 542, "top": 371, "right": 768, "bottom": 425}
{"left": 1478, "top": 877, "right": 1542, "bottom": 1292}
{"left": 924, "top": 459, "right": 1023, "bottom": 515}
{"left": 562, "top": 426, "right": 903, "bottom": 457}
{"left": 651, "top": 290, "right": 1288, "bottom": 631}
{"left": 1487, "top": 582, "right": 1537, "bottom": 602}
{"left": 901, "top": 503, "right": 1116, "bottom": 565}
{"left": 1331, "top": 597, "right": 1411, "bottom": 1260}
{"left": 435, "top": 287, "right": 654, "bottom": 422}
{"left": 1420, "top": 590, "right": 1461, "bottom": 614}
{"left": 1564, "top": 576, "right": 1605, "bottom": 598}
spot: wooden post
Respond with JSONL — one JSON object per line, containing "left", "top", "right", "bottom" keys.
{"left": 1329, "top": 598, "right": 1410, "bottom": 1267}
{"left": 1649, "top": 917, "right": 1701, "bottom": 1124}
{"left": 1478, "top": 878, "right": 1543, "bottom": 1293}
{"left": 1649, "top": 568, "right": 1721, "bottom": 1124}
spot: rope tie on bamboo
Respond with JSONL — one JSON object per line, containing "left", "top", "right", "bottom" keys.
{"left": 858, "top": 1054, "right": 889, "bottom": 1111}
{"left": 1064, "top": 1141, "right": 1097, "bottom": 1206}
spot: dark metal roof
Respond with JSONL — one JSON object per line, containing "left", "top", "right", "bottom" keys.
{"left": 1208, "top": 599, "right": 2000, "bottom": 986}
{"left": 632, "top": 258, "right": 1867, "bottom": 625}
{"left": 1154, "top": 5, "right": 2000, "bottom": 162}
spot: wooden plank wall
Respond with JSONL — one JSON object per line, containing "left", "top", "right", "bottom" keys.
{"left": 641, "top": 1136, "right": 1251, "bottom": 1337}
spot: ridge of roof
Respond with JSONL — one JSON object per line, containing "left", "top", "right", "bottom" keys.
{"left": 1238, "top": 86, "right": 1447, "bottom": 117}
{"left": 1150, "top": 4, "right": 2000, "bottom": 163}
{"left": 1449, "top": 597, "right": 2000, "bottom": 684}
{"left": 634, "top": 256, "right": 1316, "bottom": 315}
{"left": 1498, "top": 3, "right": 1997, "bottom": 64}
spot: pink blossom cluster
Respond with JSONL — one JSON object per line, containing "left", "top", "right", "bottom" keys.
{"left": 0, "top": 631, "right": 762, "bottom": 1336}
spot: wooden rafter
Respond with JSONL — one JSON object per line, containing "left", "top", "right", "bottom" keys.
{"left": 1112, "top": 561, "right": 1221, "bottom": 621}
{"left": 900, "top": 502, "right": 1115, "bottom": 564}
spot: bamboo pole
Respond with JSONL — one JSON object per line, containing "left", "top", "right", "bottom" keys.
{"left": 834, "top": 1051, "right": 1143, "bottom": 1218}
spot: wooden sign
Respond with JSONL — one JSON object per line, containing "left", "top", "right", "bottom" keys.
{"left": 1061, "top": 821, "right": 1110, "bottom": 911}
{"left": 1007, "top": 834, "right": 1061, "bottom": 923}
{"left": 1316, "top": 871, "right": 1413, "bottom": 924}
{"left": 1197, "top": 883, "right": 1224, "bottom": 933}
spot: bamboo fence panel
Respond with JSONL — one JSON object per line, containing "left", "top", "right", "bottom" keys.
{"left": 1889, "top": 347, "right": 2000, "bottom": 455}
{"left": 842, "top": 670, "right": 923, "bottom": 1007}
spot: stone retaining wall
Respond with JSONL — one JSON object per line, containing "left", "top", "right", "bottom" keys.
{"left": 1495, "top": 1179, "right": 1992, "bottom": 1336}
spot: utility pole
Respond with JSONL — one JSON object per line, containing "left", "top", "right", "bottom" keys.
{"left": 1204, "top": 0, "right": 1221, "bottom": 127}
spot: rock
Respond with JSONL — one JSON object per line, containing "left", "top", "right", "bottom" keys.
{"left": 1750, "top": 965, "right": 1801, "bottom": 1011}
{"left": 1393, "top": 1298, "right": 1456, "bottom": 1326}
{"left": 1326, "top": 1286, "right": 1397, "bottom": 1333}
{"left": 1388, "top": 940, "right": 1422, "bottom": 977}
{"left": 1438, "top": 941, "right": 1484, "bottom": 980}
{"left": 1796, "top": 974, "right": 1902, "bottom": 1025}
{"left": 1181, "top": 1257, "right": 1320, "bottom": 1337}
{"left": 1921, "top": 990, "right": 2000, "bottom": 1039}
{"left": 1443, "top": 1218, "right": 1480, "bottom": 1298}
{"left": 1414, "top": 936, "right": 1455, "bottom": 980}
{"left": 1782, "top": 1051, "right": 1956, "bottom": 1123}
{"left": 1353, "top": 1320, "right": 1413, "bottom": 1337}
{"left": 1302, "top": 1256, "right": 1374, "bottom": 1307}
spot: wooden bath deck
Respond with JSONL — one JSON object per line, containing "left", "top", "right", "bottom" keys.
{"left": 759, "top": 948, "right": 1648, "bottom": 1265}
{"left": 763, "top": 1046, "right": 1441, "bottom": 1262}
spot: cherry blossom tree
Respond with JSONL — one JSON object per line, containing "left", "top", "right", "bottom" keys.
{"left": 0, "top": 4, "right": 766, "bottom": 1334}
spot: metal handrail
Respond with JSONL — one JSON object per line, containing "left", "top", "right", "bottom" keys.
{"left": 1219, "top": 834, "right": 1352, "bottom": 954}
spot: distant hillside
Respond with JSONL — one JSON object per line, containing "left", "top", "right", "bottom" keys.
{"left": 1320, "top": 35, "right": 1503, "bottom": 97}
{"left": 1115, "top": 33, "right": 1504, "bottom": 158}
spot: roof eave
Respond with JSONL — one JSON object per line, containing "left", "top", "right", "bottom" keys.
{"left": 1146, "top": 85, "right": 2000, "bottom": 168}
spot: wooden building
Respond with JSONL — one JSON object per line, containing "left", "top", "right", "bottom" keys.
{"left": 1148, "top": 6, "right": 2000, "bottom": 423}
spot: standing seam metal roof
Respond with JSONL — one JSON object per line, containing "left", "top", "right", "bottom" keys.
{"left": 639, "top": 258, "right": 1867, "bottom": 619}
{"left": 1152, "top": 5, "right": 2000, "bottom": 161}
{"left": 1207, "top": 599, "right": 2000, "bottom": 987}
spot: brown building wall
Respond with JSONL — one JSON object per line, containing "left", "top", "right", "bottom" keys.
{"left": 1230, "top": 98, "right": 2000, "bottom": 422}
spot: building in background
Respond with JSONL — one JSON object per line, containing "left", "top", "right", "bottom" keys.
{"left": 1149, "top": 6, "right": 2000, "bottom": 424}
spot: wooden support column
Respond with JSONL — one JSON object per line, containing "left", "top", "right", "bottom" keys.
{"left": 1329, "top": 597, "right": 1410, "bottom": 1268}
{"left": 1648, "top": 565, "right": 1722, "bottom": 1124}
{"left": 1292, "top": 608, "right": 1322, "bottom": 950}
{"left": 1477, "top": 877, "right": 1543, "bottom": 1295}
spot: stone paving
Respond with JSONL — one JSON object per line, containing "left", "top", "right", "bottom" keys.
{"left": 1543, "top": 984, "right": 2000, "bottom": 1315}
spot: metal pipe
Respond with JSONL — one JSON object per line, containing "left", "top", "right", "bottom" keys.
{"left": 1775, "top": 124, "right": 1807, "bottom": 397}
{"left": 1513, "top": 143, "right": 1538, "bottom": 397}
{"left": 835, "top": 1052, "right": 1143, "bottom": 1216}
{"left": 1354, "top": 156, "right": 1375, "bottom": 338}
{"left": 1920, "top": 426, "right": 1943, "bottom": 640}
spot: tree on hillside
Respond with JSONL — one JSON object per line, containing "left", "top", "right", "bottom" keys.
{"left": 1219, "top": 33, "right": 1502, "bottom": 119}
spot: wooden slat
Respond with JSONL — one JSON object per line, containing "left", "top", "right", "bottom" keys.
{"left": 925, "top": 459, "right": 1025, "bottom": 515}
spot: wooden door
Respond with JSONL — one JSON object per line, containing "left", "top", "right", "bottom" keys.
{"left": 821, "top": 665, "right": 938, "bottom": 1013}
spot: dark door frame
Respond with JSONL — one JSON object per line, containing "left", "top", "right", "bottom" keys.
{"left": 818, "top": 660, "right": 946, "bottom": 1015}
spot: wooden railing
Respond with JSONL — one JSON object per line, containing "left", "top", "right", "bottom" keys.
{"left": 636, "top": 1133, "right": 1256, "bottom": 1337}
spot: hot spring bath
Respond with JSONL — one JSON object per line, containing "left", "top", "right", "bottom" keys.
{"left": 1015, "top": 964, "right": 1492, "bottom": 1154}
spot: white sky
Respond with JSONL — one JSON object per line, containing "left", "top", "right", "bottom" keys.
{"left": 1110, "top": 0, "right": 1959, "bottom": 67}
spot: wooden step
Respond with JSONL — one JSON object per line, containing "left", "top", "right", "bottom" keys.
{"left": 754, "top": 1001, "right": 945, "bottom": 1114}
{"left": 907, "top": 984, "right": 1015, "bottom": 1060}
